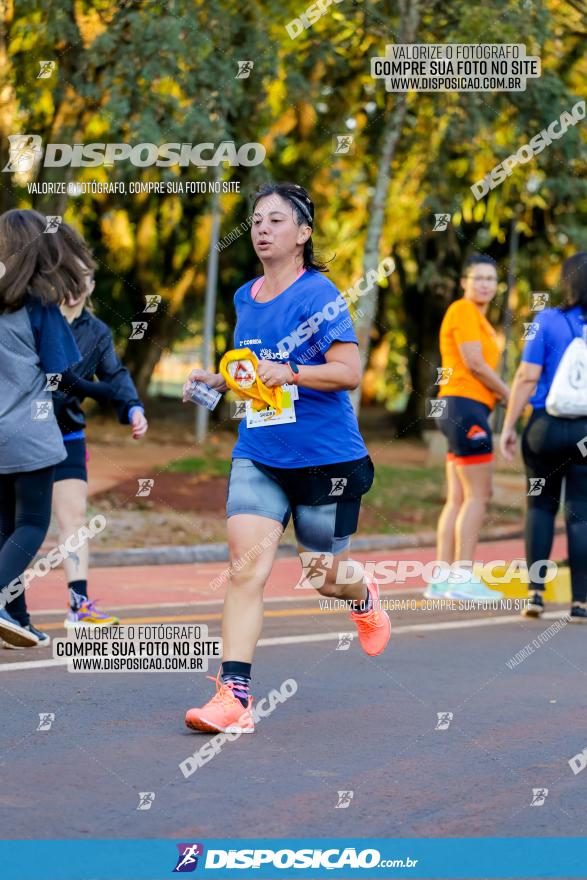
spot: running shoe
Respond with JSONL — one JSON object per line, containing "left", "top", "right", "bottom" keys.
{"left": 2, "top": 622, "right": 51, "bottom": 649}
{"left": 446, "top": 574, "right": 503, "bottom": 602}
{"left": 522, "top": 592, "right": 545, "bottom": 618}
{"left": 350, "top": 575, "right": 391, "bottom": 656}
{"left": 423, "top": 581, "right": 452, "bottom": 600}
{"left": 64, "top": 599, "right": 120, "bottom": 628}
{"left": 185, "top": 672, "right": 255, "bottom": 734}
{"left": 0, "top": 608, "right": 39, "bottom": 648}
{"left": 570, "top": 602, "right": 587, "bottom": 624}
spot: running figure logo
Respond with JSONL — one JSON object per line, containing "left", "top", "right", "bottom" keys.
{"left": 433, "top": 213, "right": 452, "bottom": 231}
{"left": 427, "top": 399, "right": 447, "bottom": 419}
{"left": 435, "top": 367, "right": 453, "bottom": 386}
{"left": 528, "top": 478, "right": 545, "bottom": 496}
{"left": 173, "top": 843, "right": 204, "bottom": 872}
{"left": 336, "top": 633, "right": 354, "bottom": 651}
{"left": 37, "top": 713, "right": 55, "bottom": 731}
{"left": 44, "top": 216, "right": 62, "bottom": 233}
{"left": 522, "top": 322, "right": 539, "bottom": 341}
{"left": 44, "top": 373, "right": 62, "bottom": 391}
{"left": 335, "top": 790, "right": 354, "bottom": 809}
{"left": 32, "top": 400, "right": 53, "bottom": 420}
{"left": 296, "top": 551, "right": 334, "bottom": 589}
{"left": 333, "top": 135, "right": 354, "bottom": 154}
{"left": 329, "top": 477, "right": 347, "bottom": 497}
{"left": 144, "top": 295, "right": 161, "bottom": 313}
{"left": 137, "top": 792, "right": 155, "bottom": 811}
{"left": 578, "top": 436, "right": 587, "bottom": 458}
{"left": 435, "top": 712, "right": 453, "bottom": 730}
{"left": 231, "top": 401, "right": 247, "bottom": 419}
{"left": 136, "top": 478, "right": 155, "bottom": 497}
{"left": 37, "top": 60, "right": 56, "bottom": 78}
{"left": 530, "top": 788, "right": 548, "bottom": 806}
{"left": 129, "top": 322, "right": 148, "bottom": 340}
{"left": 236, "top": 60, "right": 254, "bottom": 78}
{"left": 531, "top": 292, "right": 549, "bottom": 311}
{"left": 3, "top": 134, "right": 43, "bottom": 172}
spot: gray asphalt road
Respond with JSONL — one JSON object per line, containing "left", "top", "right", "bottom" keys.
{"left": 1, "top": 598, "right": 585, "bottom": 845}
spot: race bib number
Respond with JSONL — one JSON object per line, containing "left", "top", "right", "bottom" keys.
{"left": 246, "top": 387, "right": 296, "bottom": 428}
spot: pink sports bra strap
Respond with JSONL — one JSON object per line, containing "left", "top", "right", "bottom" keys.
{"left": 251, "top": 268, "right": 306, "bottom": 299}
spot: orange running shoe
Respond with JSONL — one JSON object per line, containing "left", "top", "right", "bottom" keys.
{"left": 185, "top": 672, "right": 255, "bottom": 734}
{"left": 350, "top": 574, "right": 391, "bottom": 656}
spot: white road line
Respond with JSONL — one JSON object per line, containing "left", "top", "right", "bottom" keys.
{"left": 257, "top": 610, "right": 565, "bottom": 646}
{"left": 0, "top": 611, "right": 565, "bottom": 673}
{"left": 31, "top": 587, "right": 425, "bottom": 615}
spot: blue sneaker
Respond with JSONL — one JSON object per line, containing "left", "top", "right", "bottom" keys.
{"left": 0, "top": 608, "right": 39, "bottom": 647}
{"left": 446, "top": 574, "right": 503, "bottom": 602}
{"left": 3, "top": 620, "right": 50, "bottom": 649}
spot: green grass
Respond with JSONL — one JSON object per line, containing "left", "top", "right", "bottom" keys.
{"left": 161, "top": 458, "right": 523, "bottom": 533}
{"left": 163, "top": 455, "right": 231, "bottom": 477}
{"left": 367, "top": 463, "right": 445, "bottom": 512}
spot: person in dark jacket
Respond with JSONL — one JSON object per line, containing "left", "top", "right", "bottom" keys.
{"left": 52, "top": 225, "right": 148, "bottom": 629}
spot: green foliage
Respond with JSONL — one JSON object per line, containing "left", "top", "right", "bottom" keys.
{"left": 3, "top": 0, "right": 585, "bottom": 409}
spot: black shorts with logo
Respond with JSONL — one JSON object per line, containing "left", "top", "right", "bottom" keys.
{"left": 251, "top": 455, "right": 374, "bottom": 539}
{"left": 438, "top": 396, "right": 493, "bottom": 464}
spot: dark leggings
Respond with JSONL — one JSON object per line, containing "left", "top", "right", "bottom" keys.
{"left": 0, "top": 465, "right": 55, "bottom": 625}
{"left": 522, "top": 410, "right": 587, "bottom": 603}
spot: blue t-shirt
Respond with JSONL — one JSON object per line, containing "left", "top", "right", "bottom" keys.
{"left": 521, "top": 305, "right": 587, "bottom": 408}
{"left": 231, "top": 270, "right": 368, "bottom": 467}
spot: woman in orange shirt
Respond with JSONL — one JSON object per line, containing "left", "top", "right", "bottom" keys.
{"left": 426, "top": 255, "right": 510, "bottom": 602}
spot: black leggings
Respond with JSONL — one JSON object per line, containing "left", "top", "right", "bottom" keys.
{"left": 522, "top": 410, "right": 587, "bottom": 603}
{"left": 0, "top": 465, "right": 55, "bottom": 625}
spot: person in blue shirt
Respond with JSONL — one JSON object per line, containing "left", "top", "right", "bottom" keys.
{"left": 501, "top": 253, "right": 587, "bottom": 622}
{"left": 182, "top": 182, "right": 390, "bottom": 735}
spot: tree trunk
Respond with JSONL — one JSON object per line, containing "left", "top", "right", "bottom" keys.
{"left": 351, "top": 0, "right": 420, "bottom": 412}
{"left": 123, "top": 308, "right": 178, "bottom": 400}
{"left": 0, "top": 0, "right": 16, "bottom": 215}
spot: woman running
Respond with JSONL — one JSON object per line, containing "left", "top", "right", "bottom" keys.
{"left": 51, "top": 222, "right": 148, "bottom": 629}
{"left": 0, "top": 209, "right": 82, "bottom": 648}
{"left": 183, "top": 182, "right": 390, "bottom": 734}
{"left": 427, "top": 254, "right": 510, "bottom": 602}
{"left": 501, "top": 253, "right": 587, "bottom": 622}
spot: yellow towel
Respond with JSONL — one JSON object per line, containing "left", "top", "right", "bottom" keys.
{"left": 219, "top": 348, "right": 283, "bottom": 415}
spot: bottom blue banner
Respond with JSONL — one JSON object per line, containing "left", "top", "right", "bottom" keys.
{"left": 1, "top": 838, "right": 586, "bottom": 879}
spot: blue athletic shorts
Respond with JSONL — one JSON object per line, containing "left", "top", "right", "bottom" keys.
{"left": 226, "top": 457, "right": 373, "bottom": 554}
{"left": 439, "top": 395, "right": 493, "bottom": 464}
{"left": 53, "top": 438, "right": 88, "bottom": 482}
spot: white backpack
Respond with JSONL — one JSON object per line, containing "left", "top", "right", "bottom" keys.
{"left": 545, "top": 311, "right": 587, "bottom": 418}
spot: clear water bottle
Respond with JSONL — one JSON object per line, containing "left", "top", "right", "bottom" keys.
{"left": 187, "top": 380, "right": 222, "bottom": 411}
